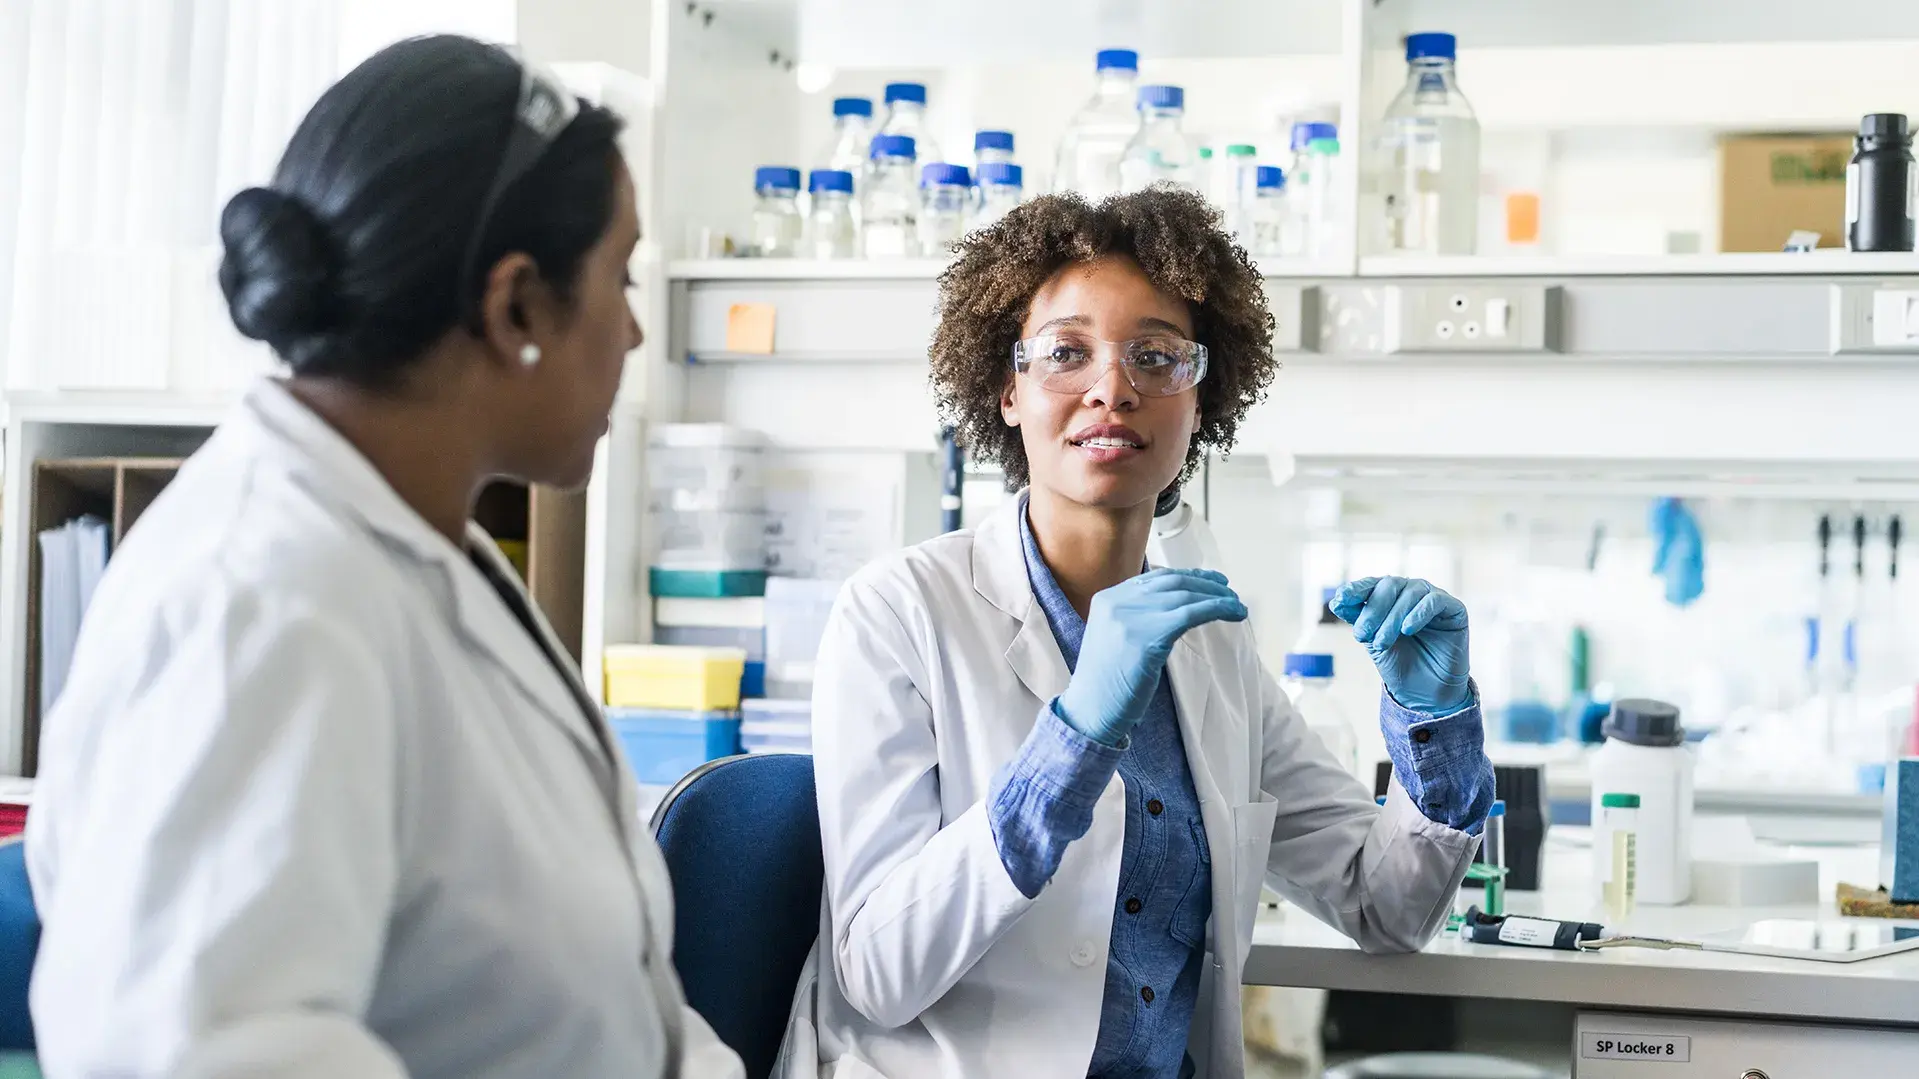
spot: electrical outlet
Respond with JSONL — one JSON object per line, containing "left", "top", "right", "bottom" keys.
{"left": 1382, "top": 284, "right": 1561, "bottom": 353}
{"left": 1828, "top": 282, "right": 1919, "bottom": 353}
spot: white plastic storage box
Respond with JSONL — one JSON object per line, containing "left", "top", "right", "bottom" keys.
{"left": 648, "top": 423, "right": 765, "bottom": 494}
{"left": 741, "top": 697, "right": 812, "bottom": 754}
{"left": 608, "top": 708, "right": 742, "bottom": 786}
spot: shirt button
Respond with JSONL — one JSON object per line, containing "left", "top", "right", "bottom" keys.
{"left": 1140, "top": 986, "right": 1155, "bottom": 1004}
{"left": 1125, "top": 897, "right": 1142, "bottom": 915}
{"left": 1070, "top": 943, "right": 1096, "bottom": 967}
{"left": 1413, "top": 728, "right": 1433, "bottom": 745}
{"left": 1147, "top": 799, "right": 1164, "bottom": 816}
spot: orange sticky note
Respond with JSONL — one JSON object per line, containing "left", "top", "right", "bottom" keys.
{"left": 1505, "top": 192, "right": 1541, "bottom": 245}
{"left": 725, "top": 302, "right": 777, "bottom": 354}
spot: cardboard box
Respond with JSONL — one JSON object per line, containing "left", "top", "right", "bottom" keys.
{"left": 1718, "top": 133, "right": 1852, "bottom": 251}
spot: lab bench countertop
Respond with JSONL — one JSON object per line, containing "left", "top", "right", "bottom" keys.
{"left": 1245, "top": 837, "right": 1919, "bottom": 1026}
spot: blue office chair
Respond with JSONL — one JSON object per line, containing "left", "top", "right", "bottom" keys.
{"left": 652, "top": 754, "right": 822, "bottom": 1079}
{"left": 0, "top": 838, "right": 39, "bottom": 1053}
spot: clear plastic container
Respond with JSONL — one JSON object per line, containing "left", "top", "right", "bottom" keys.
{"left": 1250, "top": 166, "right": 1287, "bottom": 257}
{"left": 1194, "top": 146, "right": 1215, "bottom": 210}
{"left": 806, "top": 169, "right": 857, "bottom": 259}
{"left": 1219, "top": 143, "right": 1258, "bottom": 242}
{"left": 1598, "top": 792, "right": 1640, "bottom": 926}
{"left": 819, "top": 96, "right": 873, "bottom": 196}
{"left": 972, "top": 162, "right": 1024, "bottom": 229}
{"left": 862, "top": 134, "right": 920, "bottom": 258}
{"left": 878, "top": 82, "right": 940, "bottom": 170}
{"left": 1119, "top": 85, "right": 1195, "bottom": 194}
{"left": 1054, "top": 48, "right": 1140, "bottom": 200}
{"left": 1288, "top": 122, "right": 1340, "bottom": 259}
{"left": 651, "top": 508, "right": 769, "bottom": 569}
{"left": 918, "top": 163, "right": 973, "bottom": 252}
{"left": 749, "top": 166, "right": 803, "bottom": 258}
{"left": 1281, "top": 653, "right": 1359, "bottom": 777}
{"left": 974, "top": 130, "right": 1015, "bottom": 167}
{"left": 1371, "top": 31, "right": 1480, "bottom": 255}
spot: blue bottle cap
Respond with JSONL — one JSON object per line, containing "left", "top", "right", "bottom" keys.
{"left": 1137, "top": 84, "right": 1184, "bottom": 111}
{"left": 1291, "top": 121, "right": 1339, "bottom": 151}
{"left": 1405, "top": 32, "right": 1457, "bottom": 61}
{"left": 974, "top": 129, "right": 1014, "bottom": 153}
{"left": 1488, "top": 799, "right": 1507, "bottom": 818}
{"left": 1282, "top": 652, "right": 1333, "bottom": 678}
{"left": 921, "top": 162, "right": 971, "bottom": 187}
{"left": 1096, "top": 48, "right": 1139, "bottom": 72}
{"left": 1256, "top": 165, "right": 1285, "bottom": 189}
{"left": 753, "top": 166, "right": 801, "bottom": 192}
{"left": 832, "top": 96, "right": 873, "bottom": 118}
{"left": 869, "top": 134, "right": 917, "bottom": 160}
{"left": 978, "top": 162, "right": 1023, "bottom": 187}
{"left": 884, "top": 82, "right": 927, "bottom": 105}
{"left": 808, "top": 169, "right": 854, "bottom": 194}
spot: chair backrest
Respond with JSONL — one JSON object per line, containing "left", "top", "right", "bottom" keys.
{"left": 652, "top": 754, "right": 821, "bottom": 1079}
{"left": 0, "top": 839, "right": 38, "bottom": 1052}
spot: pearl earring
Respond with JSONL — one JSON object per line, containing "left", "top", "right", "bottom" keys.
{"left": 519, "top": 343, "right": 541, "bottom": 367}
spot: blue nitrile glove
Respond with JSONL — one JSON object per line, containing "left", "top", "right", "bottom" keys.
{"left": 1331, "top": 576, "right": 1472, "bottom": 716}
{"left": 1650, "top": 497, "right": 1704, "bottom": 607}
{"left": 1055, "top": 568, "right": 1249, "bottom": 747}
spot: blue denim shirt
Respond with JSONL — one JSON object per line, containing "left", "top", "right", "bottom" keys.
{"left": 988, "top": 503, "right": 1208, "bottom": 1079}
{"left": 985, "top": 502, "right": 1496, "bottom": 1079}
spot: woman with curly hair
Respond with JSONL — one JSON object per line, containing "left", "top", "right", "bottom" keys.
{"left": 779, "top": 188, "right": 1494, "bottom": 1079}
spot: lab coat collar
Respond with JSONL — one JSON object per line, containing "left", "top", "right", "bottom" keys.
{"left": 233, "top": 380, "right": 618, "bottom": 803}
{"left": 973, "top": 493, "right": 1072, "bottom": 706}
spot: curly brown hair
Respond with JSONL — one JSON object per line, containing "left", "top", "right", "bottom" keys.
{"left": 930, "top": 185, "right": 1277, "bottom": 490}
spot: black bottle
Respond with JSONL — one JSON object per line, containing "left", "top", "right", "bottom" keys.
{"left": 1846, "top": 113, "right": 1916, "bottom": 252}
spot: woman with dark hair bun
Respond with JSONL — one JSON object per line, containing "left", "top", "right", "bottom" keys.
{"left": 26, "top": 35, "right": 742, "bottom": 1079}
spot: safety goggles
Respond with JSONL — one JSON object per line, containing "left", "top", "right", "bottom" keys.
{"left": 1010, "top": 332, "right": 1210, "bottom": 397}
{"left": 458, "top": 59, "right": 583, "bottom": 300}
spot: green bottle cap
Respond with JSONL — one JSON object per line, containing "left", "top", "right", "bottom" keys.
{"left": 1601, "top": 792, "right": 1642, "bottom": 808}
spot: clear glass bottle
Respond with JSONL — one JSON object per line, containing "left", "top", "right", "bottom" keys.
{"left": 1250, "top": 165, "right": 1287, "bottom": 257}
{"left": 918, "top": 163, "right": 972, "bottom": 253}
{"left": 878, "top": 82, "right": 940, "bottom": 171}
{"left": 749, "top": 166, "right": 803, "bottom": 258}
{"left": 1289, "top": 122, "right": 1341, "bottom": 260}
{"left": 862, "top": 135, "right": 920, "bottom": 258}
{"left": 971, "top": 162, "right": 1024, "bottom": 229}
{"left": 1194, "top": 146, "right": 1215, "bottom": 211}
{"left": 1054, "top": 48, "right": 1140, "bottom": 200}
{"left": 1598, "top": 792, "right": 1640, "bottom": 926}
{"left": 974, "top": 130, "right": 1015, "bottom": 167}
{"left": 806, "top": 169, "right": 857, "bottom": 259}
{"left": 1371, "top": 31, "right": 1480, "bottom": 255}
{"left": 1119, "top": 85, "right": 1194, "bottom": 194}
{"left": 819, "top": 97, "right": 874, "bottom": 197}
{"left": 1219, "top": 142, "right": 1258, "bottom": 240}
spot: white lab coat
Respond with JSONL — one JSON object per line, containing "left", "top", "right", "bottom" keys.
{"left": 777, "top": 496, "right": 1478, "bottom": 1079}
{"left": 26, "top": 379, "right": 743, "bottom": 1079}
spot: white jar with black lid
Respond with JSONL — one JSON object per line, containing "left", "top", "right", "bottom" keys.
{"left": 1590, "top": 699, "right": 1695, "bottom": 905}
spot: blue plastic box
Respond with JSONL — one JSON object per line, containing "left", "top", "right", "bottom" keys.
{"left": 608, "top": 708, "right": 742, "bottom": 785}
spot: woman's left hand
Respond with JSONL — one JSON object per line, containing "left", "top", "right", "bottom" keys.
{"left": 1331, "top": 576, "right": 1471, "bottom": 715}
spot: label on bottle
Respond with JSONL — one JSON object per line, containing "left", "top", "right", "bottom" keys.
{"left": 1846, "top": 160, "right": 1861, "bottom": 243}
{"left": 1495, "top": 916, "right": 1559, "bottom": 947}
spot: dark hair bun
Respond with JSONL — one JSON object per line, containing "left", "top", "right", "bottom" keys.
{"left": 218, "top": 186, "right": 339, "bottom": 346}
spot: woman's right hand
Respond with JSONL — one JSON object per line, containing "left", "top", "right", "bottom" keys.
{"left": 1055, "top": 568, "right": 1249, "bottom": 747}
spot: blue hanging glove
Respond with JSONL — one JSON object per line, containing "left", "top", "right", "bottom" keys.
{"left": 1055, "top": 568, "right": 1249, "bottom": 747}
{"left": 1650, "top": 497, "right": 1705, "bottom": 607}
{"left": 1331, "top": 576, "right": 1472, "bottom": 716}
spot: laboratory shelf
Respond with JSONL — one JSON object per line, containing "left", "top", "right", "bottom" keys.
{"left": 1358, "top": 252, "right": 1919, "bottom": 279}
{"left": 667, "top": 256, "right": 1351, "bottom": 283}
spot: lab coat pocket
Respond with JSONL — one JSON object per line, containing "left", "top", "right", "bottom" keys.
{"left": 1231, "top": 798, "right": 1280, "bottom": 949}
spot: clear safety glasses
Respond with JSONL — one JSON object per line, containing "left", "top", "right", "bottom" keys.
{"left": 458, "top": 59, "right": 583, "bottom": 304}
{"left": 1010, "top": 333, "right": 1210, "bottom": 397}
